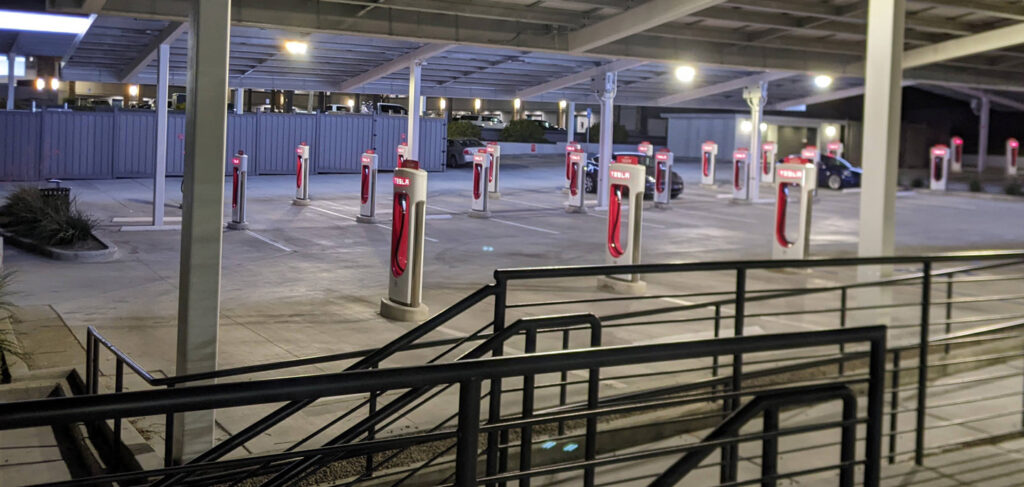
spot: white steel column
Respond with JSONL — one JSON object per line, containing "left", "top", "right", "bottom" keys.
{"left": 6, "top": 53, "right": 14, "bottom": 110}
{"left": 234, "top": 88, "right": 243, "bottom": 114}
{"left": 173, "top": 0, "right": 230, "bottom": 464}
{"left": 153, "top": 43, "right": 170, "bottom": 226}
{"left": 744, "top": 82, "right": 767, "bottom": 201}
{"left": 597, "top": 72, "right": 616, "bottom": 209}
{"left": 977, "top": 95, "right": 990, "bottom": 172}
{"left": 566, "top": 101, "right": 576, "bottom": 143}
{"left": 857, "top": 0, "right": 905, "bottom": 276}
{"left": 407, "top": 59, "right": 423, "bottom": 161}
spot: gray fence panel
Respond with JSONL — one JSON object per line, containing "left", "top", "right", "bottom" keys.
{"left": 40, "top": 111, "right": 114, "bottom": 179}
{"left": 373, "top": 114, "right": 405, "bottom": 171}
{"left": 0, "top": 111, "right": 41, "bottom": 181}
{"left": 165, "top": 112, "right": 187, "bottom": 176}
{"left": 315, "top": 113, "right": 373, "bottom": 173}
{"left": 419, "top": 117, "right": 447, "bottom": 172}
{"left": 113, "top": 110, "right": 157, "bottom": 178}
{"left": 226, "top": 113, "right": 258, "bottom": 175}
{"left": 255, "top": 113, "right": 318, "bottom": 175}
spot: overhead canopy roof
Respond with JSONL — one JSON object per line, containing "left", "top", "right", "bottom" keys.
{"left": 34, "top": 0, "right": 1024, "bottom": 110}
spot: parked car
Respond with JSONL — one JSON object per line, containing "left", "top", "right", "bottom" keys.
{"left": 785, "top": 154, "right": 862, "bottom": 190}
{"left": 377, "top": 102, "right": 407, "bottom": 115}
{"left": 325, "top": 104, "right": 353, "bottom": 114}
{"left": 584, "top": 152, "right": 684, "bottom": 199}
{"left": 446, "top": 138, "right": 488, "bottom": 168}
{"left": 526, "top": 119, "right": 563, "bottom": 131}
{"left": 452, "top": 114, "right": 506, "bottom": 129}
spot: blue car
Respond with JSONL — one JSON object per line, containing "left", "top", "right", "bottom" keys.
{"left": 818, "top": 155, "right": 862, "bottom": 190}
{"left": 584, "top": 152, "right": 684, "bottom": 199}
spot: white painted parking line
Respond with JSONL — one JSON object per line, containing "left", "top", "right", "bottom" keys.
{"left": 425, "top": 214, "right": 453, "bottom": 220}
{"left": 491, "top": 218, "right": 560, "bottom": 234}
{"left": 426, "top": 203, "right": 461, "bottom": 214}
{"left": 500, "top": 197, "right": 557, "bottom": 209}
{"left": 112, "top": 216, "right": 182, "bottom": 223}
{"left": 245, "top": 230, "right": 293, "bottom": 252}
{"left": 311, "top": 204, "right": 440, "bottom": 242}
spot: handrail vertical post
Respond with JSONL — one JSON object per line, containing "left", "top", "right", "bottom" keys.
{"left": 456, "top": 379, "right": 482, "bottom": 487}
{"left": 839, "top": 288, "right": 847, "bottom": 375}
{"left": 839, "top": 394, "right": 856, "bottom": 487}
{"left": 558, "top": 329, "right": 569, "bottom": 436}
{"left": 723, "top": 268, "right": 746, "bottom": 484}
{"left": 85, "top": 330, "right": 94, "bottom": 395}
{"left": 713, "top": 305, "right": 721, "bottom": 381}
{"left": 164, "top": 384, "right": 175, "bottom": 468}
{"left": 944, "top": 273, "right": 954, "bottom": 354}
{"left": 520, "top": 329, "right": 536, "bottom": 487}
{"left": 760, "top": 406, "right": 779, "bottom": 487}
{"left": 113, "top": 358, "right": 124, "bottom": 451}
{"left": 365, "top": 362, "right": 379, "bottom": 477}
{"left": 584, "top": 318, "right": 602, "bottom": 487}
{"left": 888, "top": 349, "right": 900, "bottom": 464}
{"left": 865, "top": 332, "right": 887, "bottom": 487}
{"left": 487, "top": 279, "right": 508, "bottom": 486}
{"left": 916, "top": 261, "right": 931, "bottom": 466}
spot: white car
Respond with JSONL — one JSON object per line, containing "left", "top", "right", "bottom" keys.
{"left": 453, "top": 114, "right": 506, "bottom": 130}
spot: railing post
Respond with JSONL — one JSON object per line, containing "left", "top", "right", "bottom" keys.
{"left": 558, "top": 329, "right": 569, "bottom": 436}
{"left": 761, "top": 406, "right": 779, "bottom": 487}
{"left": 839, "top": 288, "right": 847, "bottom": 375}
{"left": 713, "top": 304, "right": 721, "bottom": 380}
{"left": 456, "top": 379, "right": 483, "bottom": 487}
{"left": 113, "top": 358, "right": 124, "bottom": 451}
{"left": 866, "top": 332, "right": 887, "bottom": 487}
{"left": 944, "top": 273, "right": 954, "bottom": 354}
{"left": 85, "top": 331, "right": 94, "bottom": 394}
{"left": 915, "top": 262, "right": 931, "bottom": 466}
{"left": 520, "top": 330, "right": 536, "bottom": 487}
{"left": 164, "top": 384, "right": 176, "bottom": 468}
{"left": 839, "top": 394, "right": 857, "bottom": 487}
{"left": 889, "top": 349, "right": 900, "bottom": 464}
{"left": 365, "top": 362, "right": 379, "bottom": 477}
{"left": 487, "top": 279, "right": 508, "bottom": 486}
{"left": 722, "top": 268, "right": 746, "bottom": 485}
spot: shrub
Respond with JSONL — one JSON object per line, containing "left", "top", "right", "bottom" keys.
{"left": 448, "top": 120, "right": 481, "bottom": 140}
{"left": 499, "top": 119, "right": 548, "bottom": 143}
{"left": 968, "top": 179, "right": 983, "bottom": 192}
{"left": 910, "top": 178, "right": 925, "bottom": 188}
{"left": 1005, "top": 181, "right": 1022, "bottom": 196}
{"left": 585, "top": 122, "right": 630, "bottom": 144}
{"left": 0, "top": 187, "right": 97, "bottom": 247}
{"left": 0, "top": 272, "right": 21, "bottom": 384}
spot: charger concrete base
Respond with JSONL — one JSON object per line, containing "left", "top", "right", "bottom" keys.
{"left": 292, "top": 198, "right": 312, "bottom": 206}
{"left": 226, "top": 221, "right": 250, "bottom": 230}
{"left": 565, "top": 204, "right": 587, "bottom": 214}
{"left": 380, "top": 297, "right": 430, "bottom": 322}
{"left": 356, "top": 215, "right": 377, "bottom": 224}
{"left": 597, "top": 276, "right": 647, "bottom": 295}
{"left": 489, "top": 192, "right": 501, "bottom": 199}
{"left": 654, "top": 202, "right": 670, "bottom": 209}
{"left": 468, "top": 210, "right": 491, "bottom": 219}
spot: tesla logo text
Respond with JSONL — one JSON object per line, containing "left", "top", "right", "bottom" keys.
{"left": 610, "top": 170, "right": 630, "bottom": 180}
{"left": 656, "top": 153, "right": 669, "bottom": 161}
{"left": 778, "top": 168, "right": 803, "bottom": 179}
{"left": 394, "top": 177, "right": 411, "bottom": 186}
{"left": 801, "top": 149, "right": 817, "bottom": 159}
{"left": 702, "top": 143, "right": 716, "bottom": 152}
{"left": 361, "top": 156, "right": 372, "bottom": 164}
{"left": 570, "top": 153, "right": 583, "bottom": 163}
{"left": 931, "top": 148, "right": 947, "bottom": 156}
{"left": 734, "top": 152, "right": 747, "bottom": 160}
{"left": 232, "top": 158, "right": 240, "bottom": 165}
{"left": 296, "top": 148, "right": 304, "bottom": 155}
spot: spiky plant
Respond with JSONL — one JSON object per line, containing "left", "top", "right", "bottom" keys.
{"left": 0, "top": 186, "right": 97, "bottom": 247}
{"left": 0, "top": 271, "right": 21, "bottom": 384}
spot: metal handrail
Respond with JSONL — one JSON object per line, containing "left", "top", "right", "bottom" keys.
{"left": 1, "top": 326, "right": 888, "bottom": 487}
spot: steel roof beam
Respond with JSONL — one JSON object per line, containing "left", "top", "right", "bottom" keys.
{"left": 337, "top": 43, "right": 451, "bottom": 91}
{"left": 118, "top": 21, "right": 186, "bottom": 82}
{"left": 902, "top": 22, "right": 1024, "bottom": 69}
{"left": 515, "top": 59, "right": 645, "bottom": 99}
{"left": 650, "top": 71, "right": 794, "bottom": 106}
{"left": 568, "top": 0, "right": 726, "bottom": 52}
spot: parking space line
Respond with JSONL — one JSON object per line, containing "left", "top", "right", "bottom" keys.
{"left": 490, "top": 218, "right": 560, "bottom": 234}
{"left": 245, "top": 230, "right": 293, "bottom": 252}
{"left": 500, "top": 197, "right": 558, "bottom": 210}
{"left": 311, "top": 204, "right": 440, "bottom": 243}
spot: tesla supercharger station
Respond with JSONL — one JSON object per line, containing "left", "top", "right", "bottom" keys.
{"left": 293, "top": 143, "right": 311, "bottom": 206}
{"left": 700, "top": 140, "right": 718, "bottom": 187}
{"left": 731, "top": 148, "right": 749, "bottom": 200}
{"left": 565, "top": 150, "right": 586, "bottom": 213}
{"left": 802, "top": 146, "right": 821, "bottom": 166}
{"left": 597, "top": 155, "right": 646, "bottom": 295}
{"left": 637, "top": 141, "right": 654, "bottom": 158}
{"left": 357, "top": 150, "right": 378, "bottom": 224}
{"left": 380, "top": 160, "right": 429, "bottom": 322}
{"left": 563, "top": 141, "right": 582, "bottom": 192}
{"left": 469, "top": 149, "right": 491, "bottom": 218}
{"left": 761, "top": 141, "right": 778, "bottom": 184}
{"left": 1007, "top": 138, "right": 1019, "bottom": 177}
{"left": 950, "top": 136, "right": 964, "bottom": 173}
{"left": 397, "top": 142, "right": 410, "bottom": 167}
{"left": 653, "top": 148, "right": 673, "bottom": 208}
{"left": 486, "top": 142, "right": 501, "bottom": 198}
{"left": 772, "top": 162, "right": 818, "bottom": 260}
{"left": 227, "top": 150, "right": 249, "bottom": 230}
{"left": 826, "top": 141, "right": 844, "bottom": 158}
{"left": 930, "top": 145, "right": 950, "bottom": 191}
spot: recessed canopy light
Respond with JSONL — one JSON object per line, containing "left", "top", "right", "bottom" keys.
{"left": 50, "top": 78, "right": 60, "bottom": 91}
{"left": 675, "top": 65, "right": 696, "bottom": 82}
{"left": 284, "top": 40, "right": 308, "bottom": 55}
{"left": 559, "top": 100, "right": 567, "bottom": 109}
{"left": 35, "top": 78, "right": 45, "bottom": 91}
{"left": 824, "top": 125, "right": 838, "bottom": 138}
{"left": 0, "top": 10, "right": 93, "bottom": 34}
{"left": 740, "top": 120, "right": 753, "bottom": 134}
{"left": 513, "top": 98, "right": 521, "bottom": 109}
{"left": 814, "top": 74, "right": 833, "bottom": 88}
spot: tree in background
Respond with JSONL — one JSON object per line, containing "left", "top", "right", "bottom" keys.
{"left": 585, "top": 122, "right": 630, "bottom": 144}
{"left": 447, "top": 120, "right": 482, "bottom": 140}
{"left": 499, "top": 120, "right": 548, "bottom": 143}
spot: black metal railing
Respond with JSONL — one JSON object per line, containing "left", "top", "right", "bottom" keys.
{"left": 1, "top": 326, "right": 888, "bottom": 487}
{"left": 77, "top": 250, "right": 1024, "bottom": 486}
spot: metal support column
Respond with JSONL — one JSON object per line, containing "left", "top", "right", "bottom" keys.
{"left": 976, "top": 95, "right": 990, "bottom": 173}
{"left": 566, "top": 101, "right": 576, "bottom": 143}
{"left": 153, "top": 43, "right": 170, "bottom": 227}
{"left": 407, "top": 59, "right": 423, "bottom": 161}
{"left": 857, "top": 0, "right": 905, "bottom": 283}
{"left": 743, "top": 82, "right": 766, "bottom": 201}
{"left": 597, "top": 72, "right": 616, "bottom": 209}
{"left": 234, "top": 88, "right": 243, "bottom": 114}
{"left": 173, "top": 0, "right": 231, "bottom": 464}
{"left": 5, "top": 53, "right": 14, "bottom": 110}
